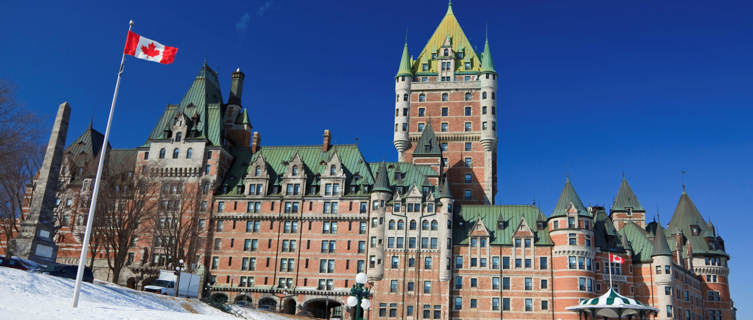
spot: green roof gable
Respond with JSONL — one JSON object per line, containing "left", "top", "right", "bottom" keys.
{"left": 619, "top": 222, "right": 654, "bottom": 262}
{"left": 455, "top": 205, "right": 552, "bottom": 246}
{"left": 551, "top": 177, "right": 590, "bottom": 218}
{"left": 412, "top": 123, "right": 441, "bottom": 157}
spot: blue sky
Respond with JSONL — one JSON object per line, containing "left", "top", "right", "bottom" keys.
{"left": 2, "top": 0, "right": 751, "bottom": 314}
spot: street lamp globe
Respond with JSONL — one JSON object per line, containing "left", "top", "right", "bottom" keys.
{"left": 360, "top": 299, "right": 370, "bottom": 310}
{"left": 355, "top": 272, "right": 368, "bottom": 284}
{"left": 179, "top": 259, "right": 184, "bottom": 264}
{"left": 347, "top": 296, "right": 358, "bottom": 307}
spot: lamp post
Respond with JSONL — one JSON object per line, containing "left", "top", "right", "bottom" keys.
{"left": 174, "top": 259, "right": 185, "bottom": 297}
{"left": 347, "top": 272, "right": 371, "bottom": 320}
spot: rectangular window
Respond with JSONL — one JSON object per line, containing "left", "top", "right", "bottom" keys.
{"left": 454, "top": 297, "right": 462, "bottom": 310}
{"left": 525, "top": 278, "right": 532, "bottom": 290}
{"left": 492, "top": 277, "right": 500, "bottom": 290}
{"left": 540, "top": 257, "right": 548, "bottom": 269}
{"left": 541, "top": 279, "right": 548, "bottom": 289}
{"left": 454, "top": 276, "right": 462, "bottom": 290}
{"left": 541, "top": 300, "right": 549, "bottom": 310}
{"left": 464, "top": 122, "right": 471, "bottom": 131}
{"left": 390, "top": 280, "right": 398, "bottom": 292}
{"left": 502, "top": 257, "right": 510, "bottom": 269}
{"left": 418, "top": 108, "right": 425, "bottom": 117}
{"left": 502, "top": 277, "right": 510, "bottom": 290}
{"left": 423, "top": 281, "right": 431, "bottom": 294}
{"left": 441, "top": 107, "right": 448, "bottom": 117}
{"left": 525, "top": 298, "right": 533, "bottom": 312}
{"left": 455, "top": 256, "right": 463, "bottom": 269}
{"left": 464, "top": 106, "right": 472, "bottom": 116}
{"left": 503, "top": 298, "right": 510, "bottom": 311}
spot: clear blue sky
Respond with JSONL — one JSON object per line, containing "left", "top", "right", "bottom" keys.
{"left": 2, "top": 0, "right": 751, "bottom": 314}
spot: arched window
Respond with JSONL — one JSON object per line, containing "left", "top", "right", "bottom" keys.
{"left": 465, "top": 92, "right": 472, "bottom": 101}
{"left": 397, "top": 220, "right": 404, "bottom": 230}
{"left": 419, "top": 93, "right": 425, "bottom": 102}
{"left": 330, "top": 165, "right": 336, "bottom": 175}
{"left": 431, "top": 220, "right": 438, "bottom": 230}
{"left": 388, "top": 220, "right": 395, "bottom": 230}
{"left": 175, "top": 132, "right": 182, "bottom": 142}
{"left": 159, "top": 148, "right": 166, "bottom": 159}
{"left": 292, "top": 166, "right": 298, "bottom": 176}
{"left": 396, "top": 94, "right": 399, "bottom": 102}
{"left": 403, "top": 94, "right": 408, "bottom": 101}
{"left": 254, "top": 166, "right": 261, "bottom": 176}
{"left": 186, "top": 148, "right": 193, "bottom": 159}
{"left": 441, "top": 93, "right": 448, "bottom": 101}
{"left": 422, "top": 220, "right": 429, "bottom": 230}
{"left": 409, "top": 220, "right": 417, "bottom": 230}
{"left": 172, "top": 148, "right": 179, "bottom": 159}
{"left": 482, "top": 92, "right": 487, "bottom": 99}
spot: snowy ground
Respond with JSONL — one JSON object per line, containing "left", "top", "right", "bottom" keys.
{"left": 0, "top": 267, "right": 298, "bottom": 320}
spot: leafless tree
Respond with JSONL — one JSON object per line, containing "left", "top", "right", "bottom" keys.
{"left": 96, "top": 171, "right": 157, "bottom": 284}
{"left": 0, "top": 80, "right": 42, "bottom": 257}
{"left": 152, "top": 182, "right": 204, "bottom": 271}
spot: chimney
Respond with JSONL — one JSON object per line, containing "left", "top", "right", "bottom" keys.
{"left": 229, "top": 68, "right": 245, "bottom": 105}
{"left": 251, "top": 132, "right": 260, "bottom": 153}
{"left": 322, "top": 129, "right": 331, "bottom": 152}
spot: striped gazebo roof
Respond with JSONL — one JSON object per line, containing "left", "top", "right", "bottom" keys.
{"left": 566, "top": 288, "right": 658, "bottom": 318}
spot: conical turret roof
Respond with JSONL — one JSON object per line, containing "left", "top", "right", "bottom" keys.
{"left": 396, "top": 42, "right": 412, "bottom": 77}
{"left": 373, "top": 162, "right": 392, "bottom": 193}
{"left": 651, "top": 224, "right": 672, "bottom": 257}
{"left": 480, "top": 34, "right": 495, "bottom": 73}
{"left": 438, "top": 175, "right": 452, "bottom": 199}
{"left": 612, "top": 177, "right": 644, "bottom": 212}
{"left": 668, "top": 191, "right": 706, "bottom": 232}
{"left": 551, "top": 177, "right": 590, "bottom": 218}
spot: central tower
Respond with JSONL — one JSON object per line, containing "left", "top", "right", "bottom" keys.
{"left": 393, "top": 2, "right": 498, "bottom": 204}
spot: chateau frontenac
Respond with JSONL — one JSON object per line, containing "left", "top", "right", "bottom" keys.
{"left": 8, "top": 3, "right": 734, "bottom": 320}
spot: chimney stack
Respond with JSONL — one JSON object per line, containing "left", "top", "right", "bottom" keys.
{"left": 229, "top": 68, "right": 245, "bottom": 105}
{"left": 323, "top": 129, "right": 331, "bottom": 152}
{"left": 251, "top": 132, "right": 260, "bottom": 153}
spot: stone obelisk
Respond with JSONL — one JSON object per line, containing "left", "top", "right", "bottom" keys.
{"left": 13, "top": 102, "right": 70, "bottom": 264}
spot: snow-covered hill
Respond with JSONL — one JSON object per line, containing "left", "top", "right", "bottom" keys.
{"left": 0, "top": 267, "right": 295, "bottom": 320}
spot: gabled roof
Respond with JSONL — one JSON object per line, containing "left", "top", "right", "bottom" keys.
{"left": 551, "top": 177, "right": 590, "bottom": 218}
{"left": 145, "top": 63, "right": 224, "bottom": 146}
{"left": 455, "top": 205, "right": 552, "bottom": 246}
{"left": 651, "top": 224, "right": 672, "bottom": 257}
{"left": 413, "top": 3, "right": 481, "bottom": 74}
{"left": 412, "top": 123, "right": 441, "bottom": 157}
{"left": 612, "top": 177, "right": 644, "bottom": 212}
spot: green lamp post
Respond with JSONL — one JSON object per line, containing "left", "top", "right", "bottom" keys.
{"left": 346, "top": 272, "right": 371, "bottom": 320}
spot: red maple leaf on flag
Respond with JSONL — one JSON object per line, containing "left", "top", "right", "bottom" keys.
{"left": 141, "top": 42, "right": 161, "bottom": 57}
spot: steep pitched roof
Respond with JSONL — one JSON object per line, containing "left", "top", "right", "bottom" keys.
{"left": 412, "top": 123, "right": 441, "bottom": 156}
{"left": 145, "top": 63, "right": 224, "bottom": 146}
{"left": 396, "top": 42, "right": 412, "bottom": 77}
{"left": 455, "top": 205, "right": 552, "bottom": 246}
{"left": 612, "top": 177, "right": 644, "bottom": 212}
{"left": 65, "top": 126, "right": 107, "bottom": 157}
{"left": 438, "top": 175, "right": 452, "bottom": 199}
{"left": 651, "top": 224, "right": 672, "bottom": 257}
{"left": 667, "top": 191, "right": 727, "bottom": 257}
{"left": 619, "top": 222, "right": 654, "bottom": 262}
{"left": 413, "top": 3, "right": 481, "bottom": 75}
{"left": 373, "top": 162, "right": 392, "bottom": 193}
{"left": 593, "top": 208, "right": 620, "bottom": 251}
{"left": 551, "top": 177, "right": 590, "bottom": 218}
{"left": 479, "top": 35, "right": 495, "bottom": 73}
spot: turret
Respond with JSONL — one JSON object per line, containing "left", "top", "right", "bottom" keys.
{"left": 610, "top": 175, "right": 646, "bottom": 230}
{"left": 368, "top": 162, "right": 392, "bottom": 280}
{"left": 393, "top": 42, "right": 412, "bottom": 162}
{"left": 229, "top": 68, "right": 244, "bottom": 105}
{"left": 479, "top": 32, "right": 498, "bottom": 152}
{"left": 651, "top": 225, "right": 673, "bottom": 320}
{"left": 437, "top": 176, "right": 454, "bottom": 281}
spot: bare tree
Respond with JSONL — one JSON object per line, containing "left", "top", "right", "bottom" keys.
{"left": 0, "top": 80, "right": 42, "bottom": 257}
{"left": 152, "top": 182, "right": 204, "bottom": 271}
{"left": 97, "top": 171, "right": 157, "bottom": 284}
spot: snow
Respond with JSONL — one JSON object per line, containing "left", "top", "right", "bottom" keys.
{"left": 0, "top": 267, "right": 298, "bottom": 320}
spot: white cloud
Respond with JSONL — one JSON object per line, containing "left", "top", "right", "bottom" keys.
{"left": 235, "top": 12, "right": 251, "bottom": 33}
{"left": 257, "top": 0, "right": 275, "bottom": 16}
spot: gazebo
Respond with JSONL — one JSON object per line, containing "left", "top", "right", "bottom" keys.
{"left": 566, "top": 287, "right": 659, "bottom": 320}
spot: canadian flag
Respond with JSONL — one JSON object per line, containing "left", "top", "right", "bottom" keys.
{"left": 123, "top": 31, "right": 178, "bottom": 64}
{"left": 609, "top": 253, "right": 624, "bottom": 264}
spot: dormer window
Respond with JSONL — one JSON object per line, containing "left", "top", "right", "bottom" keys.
{"left": 431, "top": 53, "right": 437, "bottom": 59}
{"left": 255, "top": 166, "right": 261, "bottom": 176}
{"left": 444, "top": 49, "right": 449, "bottom": 56}
{"left": 464, "top": 62, "right": 471, "bottom": 69}
{"left": 330, "top": 165, "right": 336, "bottom": 176}
{"left": 568, "top": 217, "right": 575, "bottom": 228}
{"left": 458, "top": 52, "right": 464, "bottom": 59}
{"left": 175, "top": 132, "right": 182, "bottom": 142}
{"left": 292, "top": 166, "right": 298, "bottom": 176}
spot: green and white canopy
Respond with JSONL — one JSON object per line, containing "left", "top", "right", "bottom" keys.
{"left": 566, "top": 288, "right": 658, "bottom": 319}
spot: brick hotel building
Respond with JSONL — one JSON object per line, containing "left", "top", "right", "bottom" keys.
{"left": 8, "top": 3, "right": 735, "bottom": 320}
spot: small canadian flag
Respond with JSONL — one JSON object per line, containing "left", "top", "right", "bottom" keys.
{"left": 609, "top": 253, "right": 624, "bottom": 264}
{"left": 123, "top": 31, "right": 178, "bottom": 64}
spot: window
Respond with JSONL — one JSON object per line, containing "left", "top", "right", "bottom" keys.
{"left": 441, "top": 107, "right": 448, "bottom": 117}
{"left": 423, "top": 281, "right": 432, "bottom": 294}
{"left": 541, "top": 279, "right": 548, "bottom": 289}
{"left": 424, "top": 257, "right": 433, "bottom": 269}
{"left": 172, "top": 148, "right": 179, "bottom": 159}
{"left": 568, "top": 217, "right": 575, "bottom": 228}
{"left": 502, "top": 257, "right": 510, "bottom": 269}
{"left": 465, "top": 92, "right": 471, "bottom": 101}
{"left": 441, "top": 93, "right": 448, "bottom": 101}
{"left": 464, "top": 122, "right": 471, "bottom": 131}
{"left": 492, "top": 298, "right": 500, "bottom": 311}
{"left": 464, "top": 106, "right": 471, "bottom": 116}
{"left": 525, "top": 277, "right": 532, "bottom": 290}
{"left": 464, "top": 189, "right": 471, "bottom": 200}
{"left": 540, "top": 257, "right": 548, "bottom": 269}
{"left": 391, "top": 256, "right": 399, "bottom": 268}
{"left": 465, "top": 157, "right": 472, "bottom": 167}
{"left": 503, "top": 298, "right": 510, "bottom": 310}
{"left": 541, "top": 300, "right": 549, "bottom": 310}
{"left": 482, "top": 106, "right": 487, "bottom": 114}
{"left": 454, "top": 297, "right": 462, "bottom": 310}
{"left": 159, "top": 148, "right": 166, "bottom": 159}
{"left": 418, "top": 123, "right": 425, "bottom": 132}
{"left": 569, "top": 233, "right": 577, "bottom": 245}
{"left": 464, "top": 142, "right": 472, "bottom": 151}
{"left": 492, "top": 257, "right": 500, "bottom": 269}
{"left": 418, "top": 108, "right": 425, "bottom": 116}
{"left": 390, "top": 280, "right": 398, "bottom": 292}
{"left": 569, "top": 256, "right": 577, "bottom": 269}
{"left": 470, "top": 299, "right": 477, "bottom": 308}
{"left": 525, "top": 298, "right": 533, "bottom": 312}
{"left": 503, "top": 277, "right": 510, "bottom": 290}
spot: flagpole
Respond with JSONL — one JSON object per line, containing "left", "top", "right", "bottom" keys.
{"left": 608, "top": 255, "right": 613, "bottom": 290}
{"left": 72, "top": 19, "right": 133, "bottom": 308}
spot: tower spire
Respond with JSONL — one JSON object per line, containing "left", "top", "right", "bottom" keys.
{"left": 396, "top": 41, "right": 412, "bottom": 77}
{"left": 480, "top": 27, "right": 496, "bottom": 73}
{"left": 447, "top": 0, "right": 453, "bottom": 15}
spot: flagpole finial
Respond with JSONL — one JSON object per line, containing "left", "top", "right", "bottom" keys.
{"left": 129, "top": 20, "right": 134, "bottom": 26}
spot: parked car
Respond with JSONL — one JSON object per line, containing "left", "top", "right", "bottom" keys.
{"left": 143, "top": 270, "right": 200, "bottom": 297}
{"left": 0, "top": 256, "right": 30, "bottom": 270}
{"left": 42, "top": 264, "right": 94, "bottom": 283}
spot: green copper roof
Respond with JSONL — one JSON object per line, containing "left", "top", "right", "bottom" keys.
{"left": 651, "top": 224, "right": 672, "bottom": 257}
{"left": 551, "top": 177, "right": 590, "bottom": 218}
{"left": 368, "top": 162, "right": 439, "bottom": 193}
{"left": 455, "top": 205, "right": 552, "bottom": 246}
{"left": 217, "top": 144, "right": 375, "bottom": 196}
{"left": 241, "top": 108, "right": 250, "bottom": 125}
{"left": 480, "top": 35, "right": 495, "bottom": 73}
{"left": 618, "top": 222, "right": 654, "bottom": 262}
{"left": 666, "top": 191, "right": 728, "bottom": 257}
{"left": 412, "top": 123, "right": 441, "bottom": 157}
{"left": 65, "top": 126, "right": 107, "bottom": 158}
{"left": 145, "top": 63, "right": 224, "bottom": 146}
{"left": 373, "top": 162, "right": 392, "bottom": 193}
{"left": 612, "top": 177, "right": 644, "bottom": 212}
{"left": 396, "top": 42, "right": 412, "bottom": 77}
{"left": 593, "top": 208, "right": 620, "bottom": 251}
{"left": 413, "top": 3, "right": 481, "bottom": 74}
